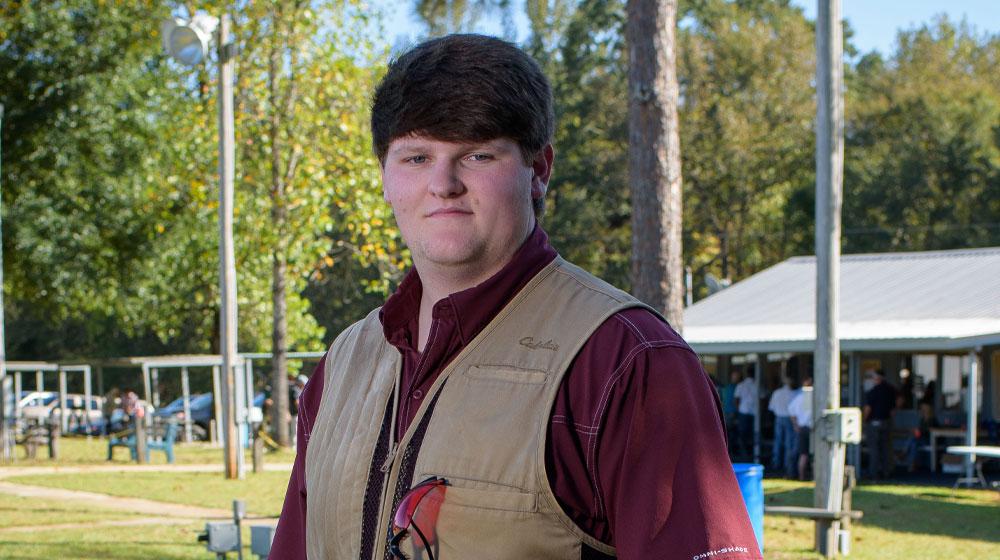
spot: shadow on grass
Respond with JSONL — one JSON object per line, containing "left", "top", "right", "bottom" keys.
{"left": 766, "top": 485, "right": 1000, "bottom": 544}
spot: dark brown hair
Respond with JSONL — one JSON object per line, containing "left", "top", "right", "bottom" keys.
{"left": 371, "top": 34, "right": 554, "bottom": 167}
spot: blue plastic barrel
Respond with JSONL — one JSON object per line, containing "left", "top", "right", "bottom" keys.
{"left": 733, "top": 463, "right": 764, "bottom": 553}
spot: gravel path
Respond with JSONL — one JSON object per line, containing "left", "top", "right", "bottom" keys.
{"left": 0, "top": 463, "right": 291, "bottom": 533}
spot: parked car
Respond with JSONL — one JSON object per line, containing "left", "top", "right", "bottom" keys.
{"left": 21, "top": 393, "right": 104, "bottom": 432}
{"left": 152, "top": 392, "right": 265, "bottom": 440}
{"left": 154, "top": 393, "right": 213, "bottom": 440}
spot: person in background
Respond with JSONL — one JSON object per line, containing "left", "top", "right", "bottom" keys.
{"left": 289, "top": 374, "right": 307, "bottom": 446}
{"left": 721, "top": 370, "right": 739, "bottom": 454}
{"left": 101, "top": 387, "right": 120, "bottom": 435}
{"left": 788, "top": 377, "right": 813, "bottom": 481}
{"left": 734, "top": 370, "right": 758, "bottom": 461}
{"left": 768, "top": 376, "right": 797, "bottom": 477}
{"left": 863, "top": 370, "right": 897, "bottom": 479}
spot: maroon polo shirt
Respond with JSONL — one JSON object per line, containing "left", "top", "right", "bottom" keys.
{"left": 272, "top": 225, "right": 762, "bottom": 560}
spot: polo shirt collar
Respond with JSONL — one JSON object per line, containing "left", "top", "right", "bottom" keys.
{"left": 380, "top": 223, "right": 557, "bottom": 351}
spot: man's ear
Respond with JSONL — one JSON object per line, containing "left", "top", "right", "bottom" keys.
{"left": 531, "top": 144, "right": 554, "bottom": 200}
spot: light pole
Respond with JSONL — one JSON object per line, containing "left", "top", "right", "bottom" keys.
{"left": 161, "top": 13, "right": 242, "bottom": 479}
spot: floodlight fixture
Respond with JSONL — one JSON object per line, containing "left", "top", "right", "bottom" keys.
{"left": 161, "top": 13, "right": 219, "bottom": 66}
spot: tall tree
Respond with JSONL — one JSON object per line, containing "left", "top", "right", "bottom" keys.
{"left": 679, "top": 0, "right": 816, "bottom": 286}
{"left": 232, "top": 0, "right": 394, "bottom": 446}
{"left": 843, "top": 18, "right": 1000, "bottom": 252}
{"left": 626, "top": 0, "right": 684, "bottom": 329}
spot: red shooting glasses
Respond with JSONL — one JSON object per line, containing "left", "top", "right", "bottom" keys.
{"left": 388, "top": 477, "right": 447, "bottom": 560}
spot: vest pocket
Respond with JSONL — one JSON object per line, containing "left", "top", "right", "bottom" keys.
{"left": 465, "top": 365, "right": 548, "bottom": 385}
{"left": 418, "top": 474, "right": 538, "bottom": 513}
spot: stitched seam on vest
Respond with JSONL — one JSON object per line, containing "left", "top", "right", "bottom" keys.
{"left": 587, "top": 340, "right": 695, "bottom": 517}
{"left": 553, "top": 267, "right": 631, "bottom": 303}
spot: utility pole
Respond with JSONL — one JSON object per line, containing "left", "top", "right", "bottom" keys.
{"left": 217, "top": 15, "right": 240, "bottom": 480}
{"left": 814, "top": 1, "right": 846, "bottom": 556}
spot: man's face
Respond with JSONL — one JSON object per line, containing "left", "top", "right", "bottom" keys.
{"left": 382, "top": 135, "right": 552, "bottom": 280}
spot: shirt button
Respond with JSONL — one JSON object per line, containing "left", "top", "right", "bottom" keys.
{"left": 412, "top": 389, "right": 423, "bottom": 400}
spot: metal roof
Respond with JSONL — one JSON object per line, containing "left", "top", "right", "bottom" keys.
{"left": 684, "top": 246, "right": 1000, "bottom": 354}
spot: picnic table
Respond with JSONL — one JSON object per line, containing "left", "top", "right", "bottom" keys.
{"left": 945, "top": 445, "right": 1000, "bottom": 489}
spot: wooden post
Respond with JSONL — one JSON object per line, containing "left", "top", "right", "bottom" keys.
{"left": 151, "top": 368, "right": 160, "bottom": 408}
{"left": 58, "top": 368, "right": 69, "bottom": 434}
{"left": 47, "top": 421, "right": 60, "bottom": 460}
{"left": 216, "top": 13, "right": 240, "bottom": 480}
{"left": 814, "top": 0, "right": 846, "bottom": 556}
{"left": 253, "top": 432, "right": 264, "bottom": 474}
{"left": 182, "top": 367, "right": 193, "bottom": 443}
{"left": 755, "top": 354, "right": 765, "bottom": 465}
{"left": 965, "top": 349, "right": 980, "bottom": 480}
{"left": 134, "top": 414, "right": 147, "bottom": 464}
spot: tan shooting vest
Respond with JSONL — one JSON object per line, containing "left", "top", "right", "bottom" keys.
{"left": 305, "top": 257, "right": 653, "bottom": 559}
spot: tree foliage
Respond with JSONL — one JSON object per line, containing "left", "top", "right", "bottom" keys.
{"left": 1, "top": 1, "right": 401, "bottom": 361}
{"left": 843, "top": 18, "right": 1000, "bottom": 253}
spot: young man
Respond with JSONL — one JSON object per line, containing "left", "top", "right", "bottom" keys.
{"left": 271, "top": 34, "right": 760, "bottom": 560}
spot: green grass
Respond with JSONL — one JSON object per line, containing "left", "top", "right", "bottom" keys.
{"left": 3, "top": 460, "right": 998, "bottom": 559}
{"left": 0, "top": 519, "right": 221, "bottom": 560}
{"left": 0, "top": 494, "right": 134, "bottom": 529}
{"left": 8, "top": 471, "right": 292, "bottom": 517}
{"left": 763, "top": 479, "right": 1000, "bottom": 559}
{"left": 6, "top": 435, "right": 296, "bottom": 466}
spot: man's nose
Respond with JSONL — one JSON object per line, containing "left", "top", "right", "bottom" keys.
{"left": 427, "top": 160, "right": 465, "bottom": 198}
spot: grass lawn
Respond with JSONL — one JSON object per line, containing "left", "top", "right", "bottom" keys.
{"left": 8, "top": 470, "right": 291, "bottom": 517}
{"left": 763, "top": 479, "right": 1000, "bottom": 559}
{"left": 3, "top": 456, "right": 998, "bottom": 559}
{"left": 6, "top": 435, "right": 296, "bottom": 466}
{"left": 0, "top": 494, "right": 134, "bottom": 529}
{"left": 0, "top": 518, "right": 218, "bottom": 560}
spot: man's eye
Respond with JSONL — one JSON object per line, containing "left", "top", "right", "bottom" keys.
{"left": 405, "top": 155, "right": 428, "bottom": 164}
{"left": 467, "top": 153, "right": 493, "bottom": 162}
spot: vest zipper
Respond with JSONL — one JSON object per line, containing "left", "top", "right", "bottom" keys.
{"left": 377, "top": 364, "right": 401, "bottom": 495}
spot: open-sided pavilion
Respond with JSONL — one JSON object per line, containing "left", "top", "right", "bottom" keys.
{"left": 5, "top": 361, "right": 95, "bottom": 433}
{"left": 95, "top": 352, "right": 324, "bottom": 444}
{"left": 684, "top": 246, "right": 1000, "bottom": 478}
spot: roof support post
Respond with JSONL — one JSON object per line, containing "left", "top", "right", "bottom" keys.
{"left": 181, "top": 367, "right": 193, "bottom": 443}
{"left": 965, "top": 349, "right": 980, "bottom": 480}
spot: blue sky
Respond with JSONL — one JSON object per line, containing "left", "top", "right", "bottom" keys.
{"left": 378, "top": 0, "right": 1000, "bottom": 57}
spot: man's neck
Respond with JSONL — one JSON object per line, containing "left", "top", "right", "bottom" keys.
{"left": 414, "top": 260, "right": 508, "bottom": 352}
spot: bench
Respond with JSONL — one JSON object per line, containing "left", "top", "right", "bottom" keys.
{"left": 16, "top": 423, "right": 60, "bottom": 459}
{"left": 145, "top": 421, "right": 179, "bottom": 463}
{"left": 765, "top": 466, "right": 863, "bottom": 522}
{"left": 107, "top": 429, "right": 138, "bottom": 461}
{"left": 107, "top": 420, "right": 178, "bottom": 463}
{"left": 764, "top": 505, "right": 863, "bottom": 520}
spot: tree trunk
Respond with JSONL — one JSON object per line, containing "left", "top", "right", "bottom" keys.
{"left": 271, "top": 247, "right": 290, "bottom": 446}
{"left": 268, "top": 11, "right": 291, "bottom": 448}
{"left": 627, "top": 0, "right": 684, "bottom": 331}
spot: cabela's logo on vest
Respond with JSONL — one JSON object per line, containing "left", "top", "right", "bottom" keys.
{"left": 519, "top": 336, "right": 559, "bottom": 351}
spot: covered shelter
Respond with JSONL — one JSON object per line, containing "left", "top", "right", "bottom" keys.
{"left": 6, "top": 361, "right": 95, "bottom": 433}
{"left": 96, "top": 352, "right": 324, "bottom": 444}
{"left": 684, "top": 246, "right": 1000, "bottom": 478}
